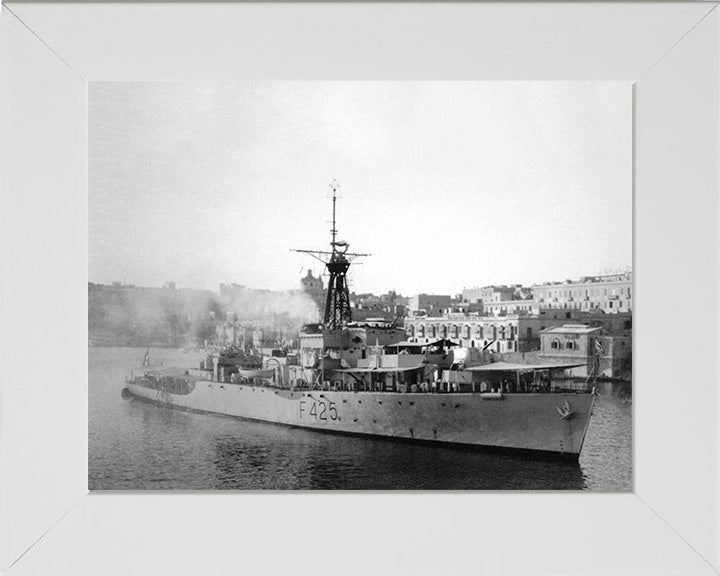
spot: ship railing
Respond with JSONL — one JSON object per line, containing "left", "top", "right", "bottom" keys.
{"left": 277, "top": 384, "right": 592, "bottom": 395}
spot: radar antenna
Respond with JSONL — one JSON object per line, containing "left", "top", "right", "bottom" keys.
{"left": 291, "top": 181, "right": 370, "bottom": 330}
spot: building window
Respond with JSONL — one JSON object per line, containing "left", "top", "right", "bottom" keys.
{"left": 526, "top": 327, "right": 532, "bottom": 337}
{"left": 551, "top": 339, "right": 560, "bottom": 350}
{"left": 566, "top": 341, "right": 575, "bottom": 350}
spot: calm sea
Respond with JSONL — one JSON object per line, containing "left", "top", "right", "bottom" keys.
{"left": 89, "top": 347, "right": 632, "bottom": 490}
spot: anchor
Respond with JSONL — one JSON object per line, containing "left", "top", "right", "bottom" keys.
{"left": 556, "top": 401, "right": 575, "bottom": 420}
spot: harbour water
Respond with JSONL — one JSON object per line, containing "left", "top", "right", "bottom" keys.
{"left": 89, "top": 347, "right": 632, "bottom": 490}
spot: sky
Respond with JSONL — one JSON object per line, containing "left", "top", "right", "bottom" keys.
{"left": 89, "top": 82, "right": 631, "bottom": 296}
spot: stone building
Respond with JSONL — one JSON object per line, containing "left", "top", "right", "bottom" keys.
{"left": 462, "top": 285, "right": 516, "bottom": 304}
{"left": 405, "top": 314, "right": 543, "bottom": 353}
{"left": 300, "top": 269, "right": 324, "bottom": 292}
{"left": 407, "top": 294, "right": 454, "bottom": 316}
{"left": 404, "top": 309, "right": 632, "bottom": 356}
{"left": 300, "top": 269, "right": 325, "bottom": 318}
{"left": 482, "top": 299, "right": 537, "bottom": 316}
{"left": 532, "top": 272, "right": 632, "bottom": 314}
{"left": 537, "top": 309, "right": 632, "bottom": 335}
{"left": 351, "top": 291, "right": 408, "bottom": 322}
{"left": 461, "top": 284, "right": 535, "bottom": 316}
{"left": 539, "top": 324, "right": 631, "bottom": 378}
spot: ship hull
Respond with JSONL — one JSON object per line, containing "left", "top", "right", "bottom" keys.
{"left": 125, "top": 382, "right": 594, "bottom": 460}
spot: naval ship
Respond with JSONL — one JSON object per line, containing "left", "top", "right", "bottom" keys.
{"left": 124, "top": 184, "right": 595, "bottom": 460}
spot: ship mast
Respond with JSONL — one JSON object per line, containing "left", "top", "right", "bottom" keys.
{"left": 292, "top": 181, "right": 369, "bottom": 330}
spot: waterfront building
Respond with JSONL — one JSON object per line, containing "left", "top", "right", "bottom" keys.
{"left": 404, "top": 309, "right": 632, "bottom": 355}
{"left": 532, "top": 272, "right": 632, "bottom": 314}
{"left": 405, "top": 314, "right": 542, "bottom": 353}
{"left": 539, "top": 324, "right": 631, "bottom": 378}
{"left": 537, "top": 309, "right": 632, "bottom": 335}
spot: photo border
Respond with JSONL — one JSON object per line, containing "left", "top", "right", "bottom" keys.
{"left": 1, "top": 2, "right": 718, "bottom": 574}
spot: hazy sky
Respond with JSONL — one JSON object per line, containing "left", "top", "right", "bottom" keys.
{"left": 89, "top": 82, "right": 631, "bottom": 296}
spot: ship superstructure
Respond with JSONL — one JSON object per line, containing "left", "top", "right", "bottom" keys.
{"left": 124, "top": 182, "right": 595, "bottom": 460}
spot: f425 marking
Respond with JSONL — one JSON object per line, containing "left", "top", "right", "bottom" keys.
{"left": 300, "top": 399, "right": 338, "bottom": 422}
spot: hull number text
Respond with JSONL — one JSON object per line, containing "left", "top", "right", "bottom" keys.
{"left": 299, "top": 399, "right": 338, "bottom": 422}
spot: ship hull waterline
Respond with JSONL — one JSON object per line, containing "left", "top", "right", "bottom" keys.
{"left": 125, "top": 382, "right": 595, "bottom": 461}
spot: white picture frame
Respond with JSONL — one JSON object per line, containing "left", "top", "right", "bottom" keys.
{"left": 1, "top": 2, "right": 718, "bottom": 574}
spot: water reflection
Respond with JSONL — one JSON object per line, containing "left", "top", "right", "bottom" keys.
{"left": 211, "top": 427, "right": 586, "bottom": 490}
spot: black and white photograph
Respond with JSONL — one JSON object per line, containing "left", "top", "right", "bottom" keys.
{"left": 88, "top": 81, "right": 632, "bottom": 490}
